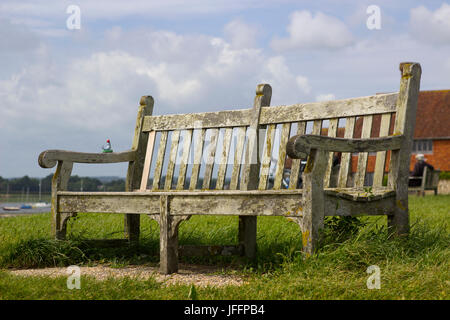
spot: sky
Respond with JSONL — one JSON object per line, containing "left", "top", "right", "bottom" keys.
{"left": 0, "top": 0, "right": 449, "bottom": 178}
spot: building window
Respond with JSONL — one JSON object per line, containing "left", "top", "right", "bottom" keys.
{"left": 412, "top": 139, "right": 433, "bottom": 154}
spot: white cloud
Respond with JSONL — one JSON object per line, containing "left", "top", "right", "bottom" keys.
{"left": 316, "top": 93, "right": 335, "bottom": 102}
{"left": 271, "top": 10, "right": 354, "bottom": 51}
{"left": 223, "top": 18, "right": 258, "bottom": 49}
{"left": 410, "top": 4, "right": 450, "bottom": 45}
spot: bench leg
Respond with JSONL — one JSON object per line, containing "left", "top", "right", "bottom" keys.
{"left": 388, "top": 198, "right": 409, "bottom": 237}
{"left": 159, "top": 195, "right": 190, "bottom": 274}
{"left": 124, "top": 214, "right": 140, "bottom": 243}
{"left": 53, "top": 212, "right": 76, "bottom": 240}
{"left": 238, "top": 216, "right": 257, "bottom": 259}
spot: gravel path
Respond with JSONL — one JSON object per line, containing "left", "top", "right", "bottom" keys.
{"left": 8, "top": 264, "right": 247, "bottom": 287}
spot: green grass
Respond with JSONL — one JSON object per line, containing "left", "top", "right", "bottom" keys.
{"left": 0, "top": 195, "right": 448, "bottom": 299}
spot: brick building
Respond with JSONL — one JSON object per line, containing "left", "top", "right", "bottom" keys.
{"left": 350, "top": 90, "right": 450, "bottom": 181}
{"left": 284, "top": 90, "right": 450, "bottom": 186}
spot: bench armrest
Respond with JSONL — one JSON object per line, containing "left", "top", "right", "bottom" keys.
{"left": 286, "top": 134, "right": 404, "bottom": 159}
{"left": 38, "top": 149, "right": 136, "bottom": 168}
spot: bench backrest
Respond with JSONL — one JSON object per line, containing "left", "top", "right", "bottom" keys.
{"left": 424, "top": 167, "right": 440, "bottom": 189}
{"left": 133, "top": 63, "right": 421, "bottom": 193}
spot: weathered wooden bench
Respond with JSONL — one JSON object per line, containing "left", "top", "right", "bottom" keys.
{"left": 409, "top": 167, "right": 440, "bottom": 196}
{"left": 39, "top": 62, "right": 421, "bottom": 274}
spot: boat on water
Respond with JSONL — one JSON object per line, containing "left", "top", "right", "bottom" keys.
{"left": 33, "top": 202, "right": 51, "bottom": 208}
{"left": 2, "top": 206, "right": 20, "bottom": 211}
{"left": 20, "top": 204, "right": 32, "bottom": 209}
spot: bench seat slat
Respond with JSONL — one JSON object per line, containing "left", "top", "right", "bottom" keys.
{"left": 57, "top": 187, "right": 395, "bottom": 216}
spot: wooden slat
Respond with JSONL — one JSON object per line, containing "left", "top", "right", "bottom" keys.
{"left": 189, "top": 129, "right": 206, "bottom": 190}
{"left": 229, "top": 127, "right": 246, "bottom": 190}
{"left": 312, "top": 120, "right": 322, "bottom": 135}
{"left": 176, "top": 129, "right": 193, "bottom": 190}
{"left": 142, "top": 93, "right": 398, "bottom": 131}
{"left": 143, "top": 109, "right": 252, "bottom": 131}
{"left": 323, "top": 119, "right": 339, "bottom": 188}
{"left": 258, "top": 124, "right": 276, "bottom": 190}
{"left": 202, "top": 129, "right": 219, "bottom": 189}
{"left": 337, "top": 117, "right": 356, "bottom": 187}
{"left": 152, "top": 131, "right": 168, "bottom": 190}
{"left": 273, "top": 123, "right": 291, "bottom": 189}
{"left": 259, "top": 93, "right": 398, "bottom": 125}
{"left": 164, "top": 130, "right": 181, "bottom": 190}
{"left": 354, "top": 115, "right": 373, "bottom": 188}
{"left": 139, "top": 131, "right": 156, "bottom": 191}
{"left": 289, "top": 122, "right": 306, "bottom": 189}
{"left": 373, "top": 113, "right": 391, "bottom": 187}
{"left": 216, "top": 128, "right": 233, "bottom": 190}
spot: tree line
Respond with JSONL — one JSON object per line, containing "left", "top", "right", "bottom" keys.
{"left": 0, "top": 175, "right": 125, "bottom": 193}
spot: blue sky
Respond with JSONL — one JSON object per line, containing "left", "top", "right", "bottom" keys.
{"left": 0, "top": 0, "right": 449, "bottom": 178}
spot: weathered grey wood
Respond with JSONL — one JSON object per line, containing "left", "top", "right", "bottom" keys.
{"left": 125, "top": 96, "right": 154, "bottom": 242}
{"left": 258, "top": 124, "right": 276, "bottom": 190}
{"left": 324, "top": 118, "right": 339, "bottom": 188}
{"left": 39, "top": 63, "right": 422, "bottom": 273}
{"left": 286, "top": 134, "right": 404, "bottom": 158}
{"left": 143, "top": 109, "right": 252, "bottom": 131}
{"left": 229, "top": 127, "right": 246, "bottom": 190}
{"left": 273, "top": 123, "right": 291, "bottom": 189}
{"left": 288, "top": 122, "right": 306, "bottom": 189}
{"left": 259, "top": 93, "right": 398, "bottom": 125}
{"left": 239, "top": 84, "right": 271, "bottom": 260}
{"left": 159, "top": 195, "right": 190, "bottom": 274}
{"left": 189, "top": 129, "right": 206, "bottom": 190}
{"left": 52, "top": 161, "right": 74, "bottom": 240}
{"left": 337, "top": 117, "right": 355, "bottom": 187}
{"left": 176, "top": 129, "right": 193, "bottom": 190}
{"left": 324, "top": 193, "right": 396, "bottom": 216}
{"left": 38, "top": 150, "right": 135, "bottom": 168}
{"left": 216, "top": 128, "right": 233, "bottom": 190}
{"left": 164, "top": 130, "right": 181, "bottom": 190}
{"left": 387, "top": 62, "right": 421, "bottom": 236}
{"left": 142, "top": 93, "right": 398, "bottom": 131}
{"left": 140, "top": 131, "right": 156, "bottom": 191}
{"left": 202, "top": 129, "right": 219, "bottom": 189}
{"left": 373, "top": 113, "right": 391, "bottom": 187}
{"left": 152, "top": 131, "right": 168, "bottom": 190}
{"left": 301, "top": 148, "right": 328, "bottom": 256}
{"left": 354, "top": 115, "right": 373, "bottom": 188}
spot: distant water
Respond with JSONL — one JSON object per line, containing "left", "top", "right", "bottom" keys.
{"left": 0, "top": 203, "right": 51, "bottom": 216}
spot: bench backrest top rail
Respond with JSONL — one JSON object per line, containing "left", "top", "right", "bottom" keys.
{"left": 142, "top": 93, "right": 398, "bottom": 131}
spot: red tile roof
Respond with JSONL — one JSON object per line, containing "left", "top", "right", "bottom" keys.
{"left": 414, "top": 90, "right": 450, "bottom": 139}
{"left": 353, "top": 90, "right": 450, "bottom": 139}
